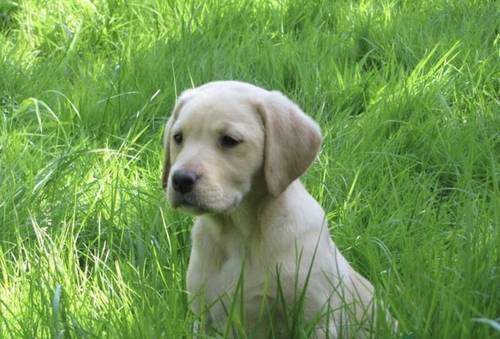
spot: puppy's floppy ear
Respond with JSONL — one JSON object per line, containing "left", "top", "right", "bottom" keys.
{"left": 256, "top": 91, "right": 322, "bottom": 197}
{"left": 161, "top": 89, "right": 195, "bottom": 189}
{"left": 161, "top": 115, "right": 176, "bottom": 190}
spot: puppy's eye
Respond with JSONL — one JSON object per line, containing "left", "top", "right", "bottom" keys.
{"left": 220, "top": 135, "right": 241, "bottom": 148}
{"left": 173, "top": 132, "right": 183, "bottom": 144}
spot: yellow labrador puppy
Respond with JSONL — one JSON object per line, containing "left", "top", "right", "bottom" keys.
{"left": 162, "top": 81, "right": 378, "bottom": 338}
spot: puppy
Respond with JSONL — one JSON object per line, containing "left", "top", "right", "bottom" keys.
{"left": 162, "top": 81, "right": 381, "bottom": 338}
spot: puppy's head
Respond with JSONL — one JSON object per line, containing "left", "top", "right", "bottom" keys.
{"left": 162, "top": 81, "right": 321, "bottom": 215}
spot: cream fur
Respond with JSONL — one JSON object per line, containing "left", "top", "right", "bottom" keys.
{"left": 163, "top": 81, "right": 384, "bottom": 338}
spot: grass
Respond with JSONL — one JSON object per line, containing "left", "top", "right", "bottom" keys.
{"left": 0, "top": 0, "right": 498, "bottom": 337}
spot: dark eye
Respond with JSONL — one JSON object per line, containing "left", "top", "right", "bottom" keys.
{"left": 220, "top": 135, "right": 241, "bottom": 148}
{"left": 173, "top": 132, "right": 183, "bottom": 144}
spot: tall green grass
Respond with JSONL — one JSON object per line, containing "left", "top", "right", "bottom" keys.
{"left": 0, "top": 0, "right": 498, "bottom": 337}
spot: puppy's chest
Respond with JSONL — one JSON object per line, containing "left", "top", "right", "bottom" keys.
{"left": 190, "top": 236, "right": 262, "bottom": 301}
{"left": 208, "top": 246, "right": 250, "bottom": 296}
{"left": 212, "top": 256, "right": 244, "bottom": 294}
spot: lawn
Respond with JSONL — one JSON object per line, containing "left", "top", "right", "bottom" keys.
{"left": 0, "top": 0, "right": 498, "bottom": 338}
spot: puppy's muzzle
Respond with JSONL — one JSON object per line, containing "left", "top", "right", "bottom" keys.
{"left": 172, "top": 169, "right": 199, "bottom": 194}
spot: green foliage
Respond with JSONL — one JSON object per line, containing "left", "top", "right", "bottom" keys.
{"left": 0, "top": 0, "right": 498, "bottom": 337}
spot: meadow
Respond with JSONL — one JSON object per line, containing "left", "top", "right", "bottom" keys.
{"left": 0, "top": 0, "right": 498, "bottom": 337}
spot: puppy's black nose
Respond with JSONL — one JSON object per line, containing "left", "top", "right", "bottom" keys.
{"left": 172, "top": 170, "right": 198, "bottom": 194}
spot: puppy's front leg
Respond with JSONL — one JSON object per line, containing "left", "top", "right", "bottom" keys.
{"left": 186, "top": 221, "right": 223, "bottom": 336}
